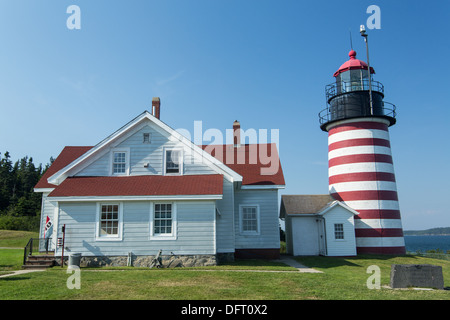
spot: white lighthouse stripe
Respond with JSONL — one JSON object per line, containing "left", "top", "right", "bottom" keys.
{"left": 329, "top": 180, "right": 398, "bottom": 193}
{"left": 329, "top": 162, "right": 395, "bottom": 177}
{"left": 343, "top": 200, "right": 400, "bottom": 210}
{"left": 328, "top": 145, "right": 392, "bottom": 160}
{"left": 328, "top": 129, "right": 390, "bottom": 145}
{"left": 355, "top": 218, "right": 403, "bottom": 230}
{"left": 356, "top": 237, "right": 405, "bottom": 247}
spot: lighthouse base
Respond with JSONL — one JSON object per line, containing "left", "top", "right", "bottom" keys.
{"left": 357, "top": 246, "right": 406, "bottom": 255}
{"left": 327, "top": 117, "right": 406, "bottom": 256}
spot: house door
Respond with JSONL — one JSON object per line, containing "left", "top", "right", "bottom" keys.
{"left": 318, "top": 219, "right": 326, "bottom": 256}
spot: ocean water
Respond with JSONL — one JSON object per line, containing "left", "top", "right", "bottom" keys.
{"left": 404, "top": 235, "right": 450, "bottom": 253}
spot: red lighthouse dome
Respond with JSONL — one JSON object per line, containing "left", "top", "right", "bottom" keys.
{"left": 333, "top": 50, "right": 374, "bottom": 77}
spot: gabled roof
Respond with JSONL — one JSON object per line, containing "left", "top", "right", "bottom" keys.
{"left": 316, "top": 200, "right": 360, "bottom": 216}
{"left": 280, "top": 194, "right": 359, "bottom": 219}
{"left": 34, "top": 146, "right": 93, "bottom": 190}
{"left": 43, "top": 111, "right": 242, "bottom": 186}
{"left": 201, "top": 143, "right": 285, "bottom": 186}
{"left": 48, "top": 174, "right": 223, "bottom": 199}
{"left": 280, "top": 194, "right": 334, "bottom": 218}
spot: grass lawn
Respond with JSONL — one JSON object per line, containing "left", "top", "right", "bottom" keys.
{"left": 0, "top": 230, "right": 449, "bottom": 300}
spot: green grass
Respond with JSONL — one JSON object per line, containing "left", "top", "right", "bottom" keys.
{"left": 0, "top": 230, "right": 449, "bottom": 300}
{"left": 0, "top": 230, "right": 38, "bottom": 248}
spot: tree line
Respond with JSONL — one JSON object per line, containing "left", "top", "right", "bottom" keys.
{"left": 0, "top": 151, "right": 53, "bottom": 231}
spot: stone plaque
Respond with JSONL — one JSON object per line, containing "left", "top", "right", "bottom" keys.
{"left": 390, "top": 264, "right": 444, "bottom": 289}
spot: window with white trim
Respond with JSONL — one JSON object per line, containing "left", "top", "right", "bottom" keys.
{"left": 113, "top": 151, "right": 126, "bottom": 174}
{"left": 150, "top": 203, "right": 177, "bottom": 240}
{"left": 239, "top": 205, "right": 260, "bottom": 235}
{"left": 165, "top": 149, "right": 181, "bottom": 174}
{"left": 96, "top": 203, "right": 123, "bottom": 241}
{"left": 154, "top": 203, "right": 172, "bottom": 235}
{"left": 334, "top": 223, "right": 344, "bottom": 240}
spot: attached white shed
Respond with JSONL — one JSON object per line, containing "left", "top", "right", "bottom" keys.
{"left": 280, "top": 195, "right": 359, "bottom": 257}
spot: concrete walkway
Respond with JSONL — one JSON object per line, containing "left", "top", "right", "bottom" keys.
{"left": 0, "top": 269, "right": 46, "bottom": 279}
{"left": 274, "top": 256, "right": 323, "bottom": 273}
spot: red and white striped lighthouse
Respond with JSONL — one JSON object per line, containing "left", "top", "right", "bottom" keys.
{"left": 319, "top": 49, "right": 406, "bottom": 254}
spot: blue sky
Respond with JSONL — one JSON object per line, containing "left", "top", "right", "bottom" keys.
{"left": 0, "top": 0, "right": 449, "bottom": 230}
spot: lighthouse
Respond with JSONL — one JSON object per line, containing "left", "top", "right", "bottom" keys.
{"left": 319, "top": 47, "right": 406, "bottom": 254}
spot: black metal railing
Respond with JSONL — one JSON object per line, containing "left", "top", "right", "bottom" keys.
{"left": 319, "top": 101, "right": 396, "bottom": 127}
{"left": 23, "top": 238, "right": 53, "bottom": 265}
{"left": 325, "top": 79, "right": 384, "bottom": 102}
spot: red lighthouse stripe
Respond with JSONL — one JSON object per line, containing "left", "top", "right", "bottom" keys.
{"left": 328, "top": 122, "right": 388, "bottom": 136}
{"left": 355, "top": 228, "right": 404, "bottom": 237}
{"left": 353, "top": 209, "right": 402, "bottom": 220}
{"left": 329, "top": 138, "right": 391, "bottom": 152}
{"left": 329, "top": 153, "right": 393, "bottom": 167}
{"left": 329, "top": 172, "right": 396, "bottom": 184}
{"left": 330, "top": 190, "right": 398, "bottom": 202}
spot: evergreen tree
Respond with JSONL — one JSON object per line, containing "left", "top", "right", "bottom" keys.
{"left": 0, "top": 151, "right": 52, "bottom": 230}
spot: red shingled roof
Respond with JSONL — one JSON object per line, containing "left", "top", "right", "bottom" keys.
{"left": 35, "top": 142, "right": 284, "bottom": 197}
{"left": 201, "top": 143, "right": 285, "bottom": 186}
{"left": 48, "top": 174, "right": 223, "bottom": 197}
{"left": 34, "top": 146, "right": 94, "bottom": 189}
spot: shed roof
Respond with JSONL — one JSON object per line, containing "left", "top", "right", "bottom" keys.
{"left": 279, "top": 194, "right": 334, "bottom": 219}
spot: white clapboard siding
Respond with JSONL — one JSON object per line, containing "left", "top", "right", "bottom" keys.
{"left": 56, "top": 200, "right": 216, "bottom": 256}
{"left": 322, "top": 205, "right": 357, "bottom": 256}
{"left": 215, "top": 178, "right": 235, "bottom": 253}
{"left": 39, "top": 193, "right": 58, "bottom": 251}
{"left": 233, "top": 189, "right": 280, "bottom": 250}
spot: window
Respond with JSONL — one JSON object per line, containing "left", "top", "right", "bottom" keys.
{"left": 154, "top": 204, "right": 172, "bottom": 235}
{"left": 143, "top": 133, "right": 151, "bottom": 143}
{"left": 334, "top": 223, "right": 344, "bottom": 240}
{"left": 111, "top": 148, "right": 129, "bottom": 175}
{"left": 239, "top": 205, "right": 260, "bottom": 235}
{"left": 113, "top": 152, "right": 126, "bottom": 174}
{"left": 165, "top": 149, "right": 181, "bottom": 174}
{"left": 96, "top": 203, "right": 123, "bottom": 241}
{"left": 150, "top": 203, "right": 177, "bottom": 240}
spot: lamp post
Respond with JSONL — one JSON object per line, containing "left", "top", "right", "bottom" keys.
{"left": 360, "top": 25, "right": 373, "bottom": 115}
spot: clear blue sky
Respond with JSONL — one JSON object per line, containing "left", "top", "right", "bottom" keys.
{"left": 0, "top": 0, "right": 449, "bottom": 230}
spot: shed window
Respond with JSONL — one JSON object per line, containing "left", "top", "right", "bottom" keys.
{"left": 334, "top": 223, "right": 344, "bottom": 240}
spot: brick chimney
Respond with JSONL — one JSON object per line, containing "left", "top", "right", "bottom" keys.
{"left": 233, "top": 120, "right": 241, "bottom": 147}
{"left": 152, "top": 97, "right": 160, "bottom": 119}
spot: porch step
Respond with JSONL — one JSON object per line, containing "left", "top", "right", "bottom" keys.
{"left": 27, "top": 255, "right": 55, "bottom": 261}
{"left": 22, "top": 255, "right": 56, "bottom": 269}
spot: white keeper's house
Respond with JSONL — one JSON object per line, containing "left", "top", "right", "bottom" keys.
{"left": 33, "top": 98, "right": 285, "bottom": 267}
